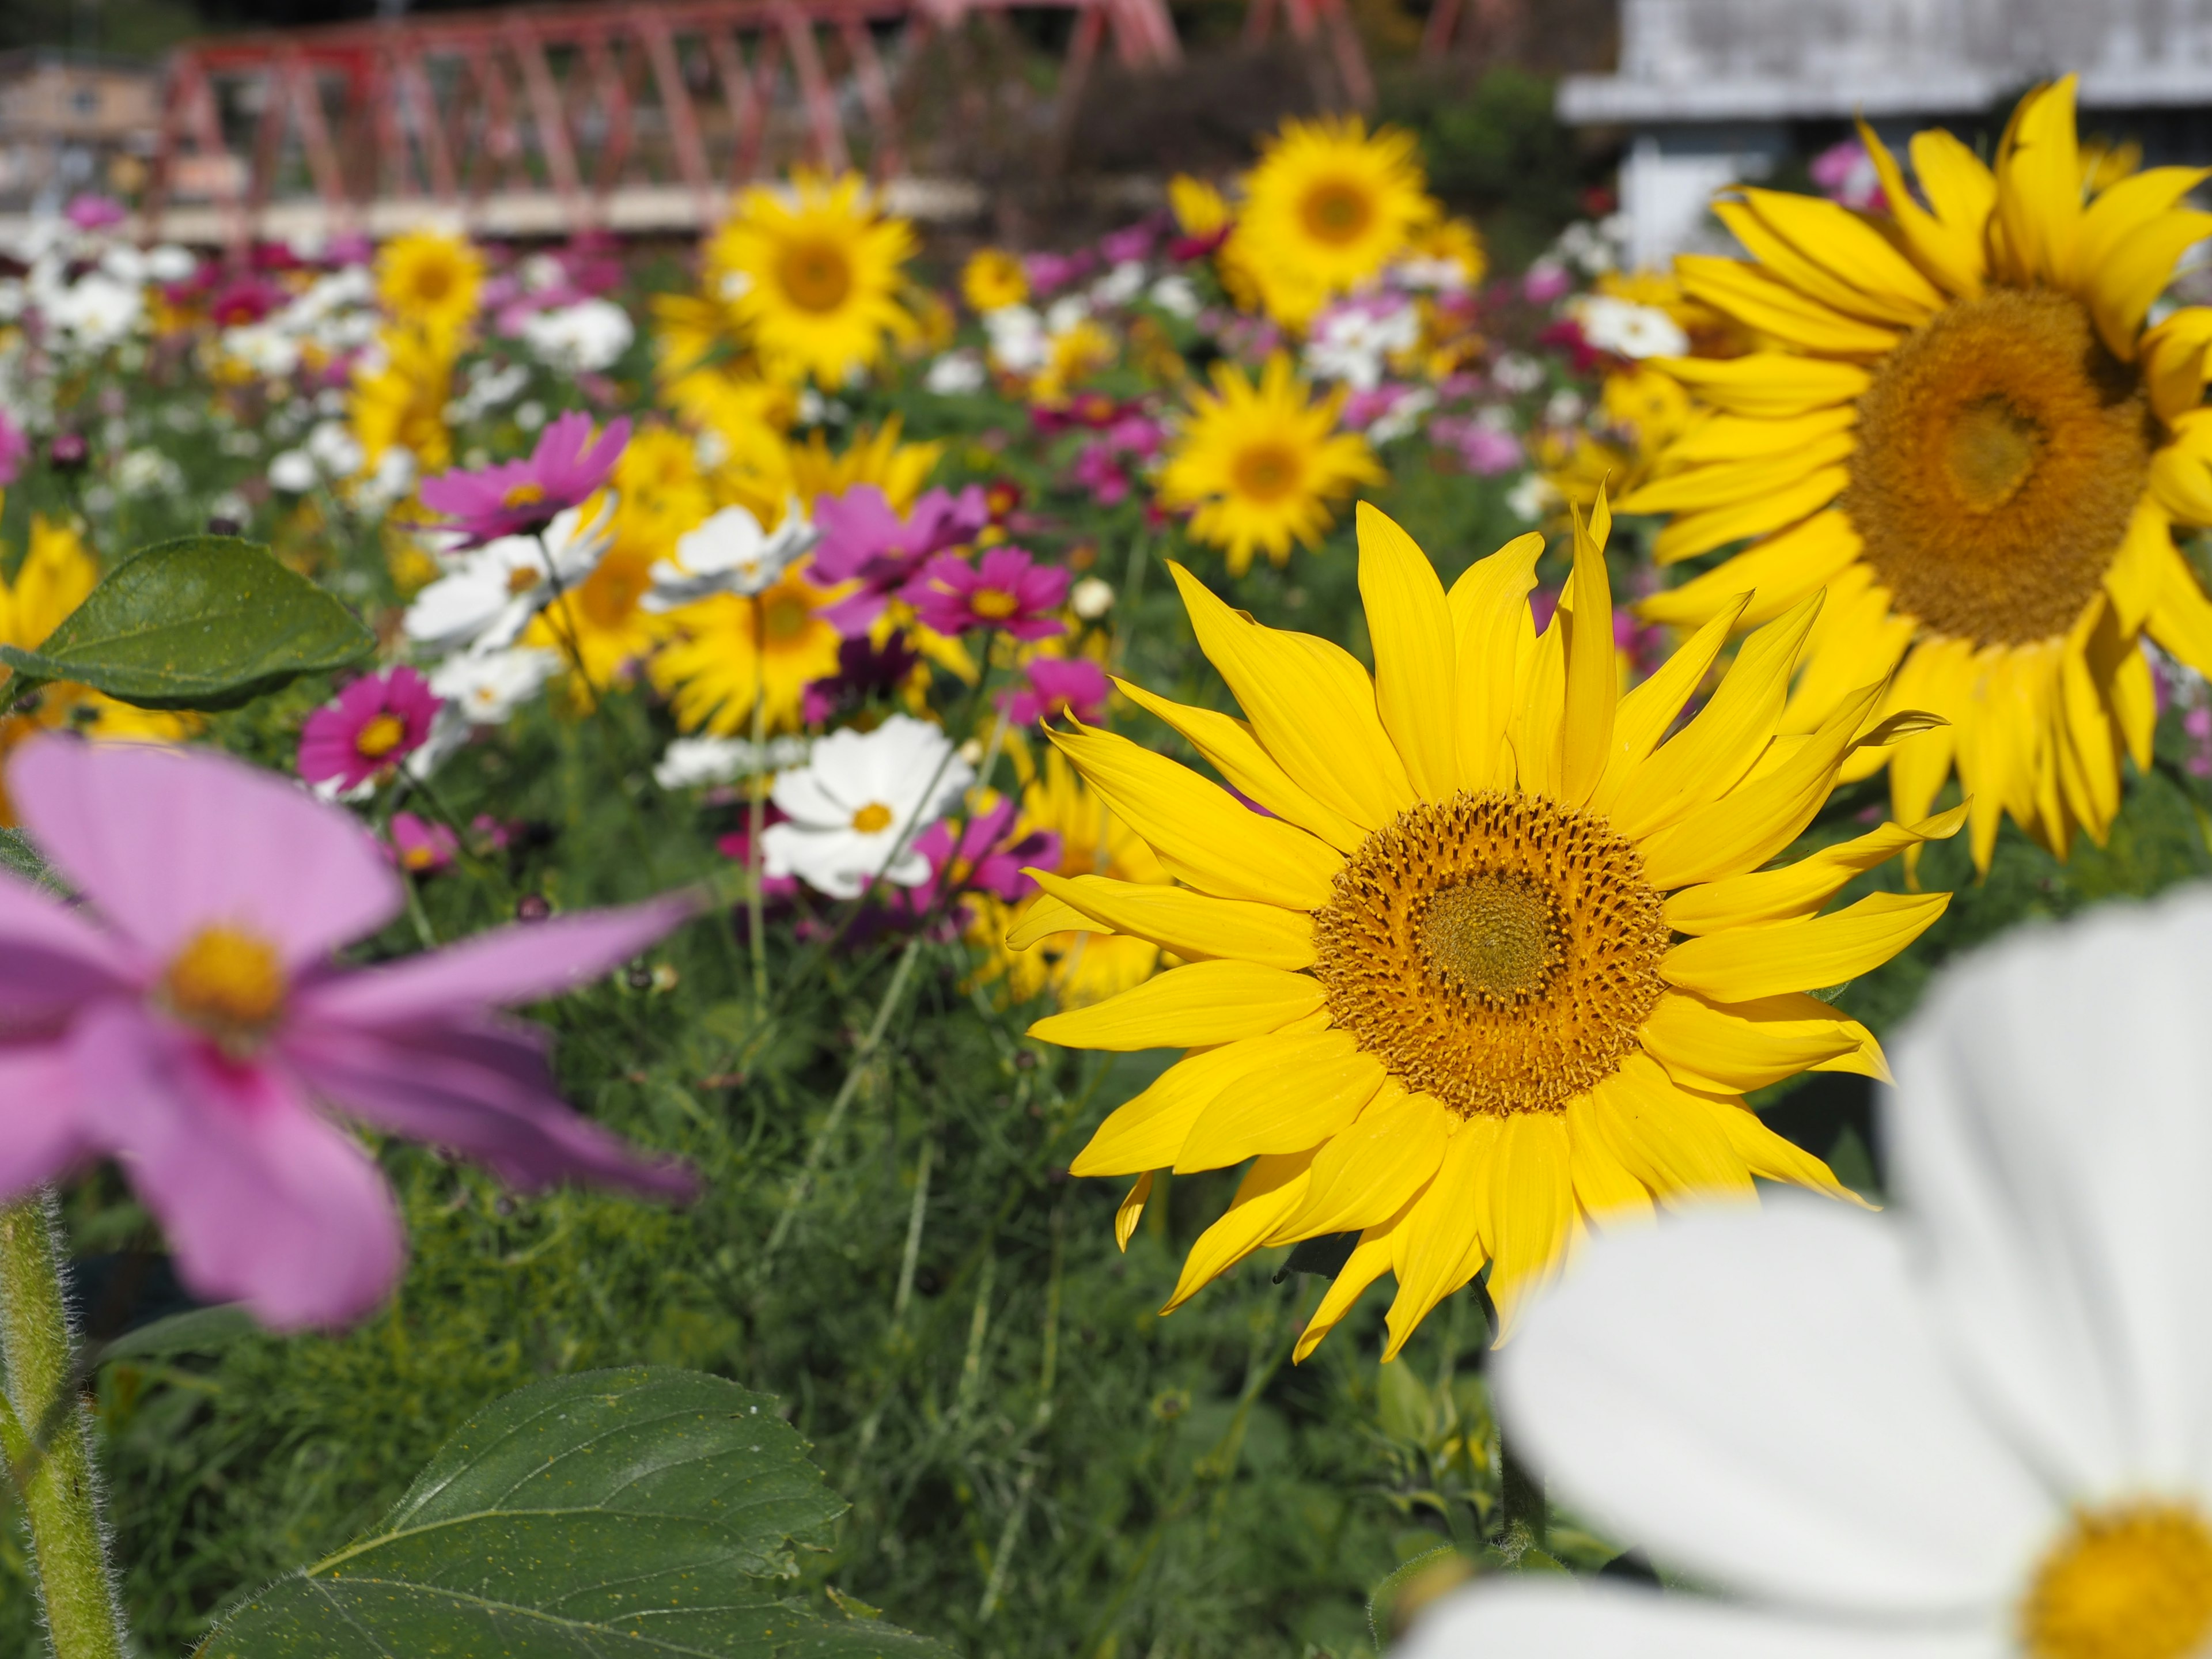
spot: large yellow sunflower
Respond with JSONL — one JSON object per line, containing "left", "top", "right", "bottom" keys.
{"left": 1222, "top": 116, "right": 1435, "bottom": 331}
{"left": 374, "top": 229, "right": 482, "bottom": 353}
{"left": 650, "top": 562, "right": 844, "bottom": 735}
{"left": 707, "top": 171, "right": 916, "bottom": 385}
{"left": 351, "top": 328, "right": 452, "bottom": 473}
{"left": 1025, "top": 500, "right": 1960, "bottom": 1356}
{"left": 1627, "top": 78, "right": 2212, "bottom": 870}
{"left": 527, "top": 542, "right": 670, "bottom": 698}
{"left": 1158, "top": 354, "right": 1385, "bottom": 577}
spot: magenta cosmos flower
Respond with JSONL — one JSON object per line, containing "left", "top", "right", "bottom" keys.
{"left": 297, "top": 665, "right": 441, "bottom": 791}
{"left": 0, "top": 738, "right": 697, "bottom": 1329}
{"left": 418, "top": 410, "right": 630, "bottom": 550}
{"left": 999, "top": 656, "right": 1108, "bottom": 726}
{"left": 810, "top": 484, "right": 987, "bottom": 637}
{"left": 902, "top": 546, "right": 1068, "bottom": 640}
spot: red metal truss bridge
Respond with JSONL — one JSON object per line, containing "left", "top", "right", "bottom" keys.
{"left": 141, "top": 0, "right": 1373, "bottom": 246}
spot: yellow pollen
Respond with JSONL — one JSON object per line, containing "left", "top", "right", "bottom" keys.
{"left": 778, "top": 238, "right": 854, "bottom": 314}
{"left": 969, "top": 588, "right": 1021, "bottom": 620}
{"left": 354, "top": 712, "right": 407, "bottom": 760}
{"left": 1947, "top": 394, "right": 2044, "bottom": 509}
{"left": 1312, "top": 790, "right": 1669, "bottom": 1116}
{"left": 502, "top": 482, "right": 548, "bottom": 512}
{"left": 2023, "top": 1503, "right": 2212, "bottom": 1659}
{"left": 851, "top": 801, "right": 894, "bottom": 834}
{"left": 506, "top": 565, "right": 544, "bottom": 597}
{"left": 1299, "top": 178, "right": 1375, "bottom": 247}
{"left": 164, "top": 925, "right": 287, "bottom": 1046}
{"left": 1230, "top": 441, "right": 1302, "bottom": 504}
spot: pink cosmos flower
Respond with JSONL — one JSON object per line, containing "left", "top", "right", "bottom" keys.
{"left": 418, "top": 410, "right": 630, "bottom": 549}
{"left": 902, "top": 547, "right": 1068, "bottom": 640}
{"left": 297, "top": 666, "right": 442, "bottom": 791}
{"left": 387, "top": 812, "right": 458, "bottom": 874}
{"left": 65, "top": 194, "right": 126, "bottom": 230}
{"left": 0, "top": 738, "right": 697, "bottom": 1330}
{"left": 1070, "top": 441, "right": 1131, "bottom": 506}
{"left": 1000, "top": 656, "right": 1109, "bottom": 727}
{"left": 809, "top": 484, "right": 988, "bottom": 637}
{"left": 910, "top": 797, "right": 1061, "bottom": 910}
{"left": 0, "top": 410, "right": 27, "bottom": 487}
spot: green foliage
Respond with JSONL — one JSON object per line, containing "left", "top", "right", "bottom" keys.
{"left": 0, "top": 536, "right": 374, "bottom": 711}
{"left": 196, "top": 1369, "right": 948, "bottom": 1658}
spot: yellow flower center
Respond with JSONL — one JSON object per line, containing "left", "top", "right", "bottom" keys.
{"left": 502, "top": 482, "right": 548, "bottom": 511}
{"left": 1230, "top": 440, "right": 1304, "bottom": 505}
{"left": 1299, "top": 177, "right": 1377, "bottom": 247}
{"left": 506, "top": 565, "right": 544, "bottom": 597}
{"left": 2022, "top": 1503, "right": 2212, "bottom": 1659}
{"left": 354, "top": 712, "right": 407, "bottom": 760}
{"left": 1848, "top": 286, "right": 2154, "bottom": 646}
{"left": 410, "top": 258, "right": 455, "bottom": 304}
{"left": 163, "top": 924, "right": 287, "bottom": 1050}
{"left": 581, "top": 561, "right": 644, "bottom": 628}
{"left": 969, "top": 588, "right": 1021, "bottom": 620}
{"left": 777, "top": 238, "right": 854, "bottom": 315}
{"left": 1311, "top": 791, "right": 1669, "bottom": 1116}
{"left": 851, "top": 801, "right": 894, "bottom": 834}
{"left": 762, "top": 591, "right": 813, "bottom": 643}
{"left": 402, "top": 844, "right": 439, "bottom": 871}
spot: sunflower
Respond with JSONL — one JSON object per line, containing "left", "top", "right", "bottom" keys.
{"left": 1025, "top": 500, "right": 1959, "bottom": 1356}
{"left": 961, "top": 248, "right": 1029, "bottom": 314}
{"left": 1627, "top": 78, "right": 2212, "bottom": 870}
{"left": 650, "top": 563, "right": 845, "bottom": 735}
{"left": 374, "top": 229, "right": 482, "bottom": 351}
{"left": 1158, "top": 354, "right": 1385, "bottom": 576}
{"left": 526, "top": 543, "right": 669, "bottom": 698}
{"left": 707, "top": 171, "right": 916, "bottom": 385}
{"left": 351, "top": 329, "right": 453, "bottom": 473}
{"left": 611, "top": 425, "right": 713, "bottom": 556}
{"left": 782, "top": 418, "right": 944, "bottom": 515}
{"left": 1224, "top": 116, "right": 1435, "bottom": 331}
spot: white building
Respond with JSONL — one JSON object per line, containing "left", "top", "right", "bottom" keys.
{"left": 1560, "top": 0, "right": 2212, "bottom": 268}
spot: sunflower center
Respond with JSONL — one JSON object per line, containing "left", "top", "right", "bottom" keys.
{"left": 1312, "top": 790, "right": 1669, "bottom": 1116}
{"left": 851, "top": 801, "right": 894, "bottom": 833}
{"left": 354, "top": 712, "right": 407, "bottom": 760}
{"left": 411, "top": 262, "right": 454, "bottom": 304}
{"left": 164, "top": 924, "right": 287, "bottom": 1050}
{"left": 582, "top": 562, "right": 643, "bottom": 627}
{"left": 778, "top": 239, "right": 854, "bottom": 314}
{"left": 1300, "top": 179, "right": 1375, "bottom": 247}
{"left": 1231, "top": 441, "right": 1303, "bottom": 503}
{"left": 969, "top": 588, "right": 1022, "bottom": 620}
{"left": 762, "top": 591, "right": 812, "bottom": 642}
{"left": 2022, "top": 1502, "right": 2212, "bottom": 1659}
{"left": 1847, "top": 287, "right": 2154, "bottom": 646}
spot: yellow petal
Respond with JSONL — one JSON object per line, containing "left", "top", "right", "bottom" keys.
{"left": 1030, "top": 958, "right": 1325, "bottom": 1052}
{"left": 1276, "top": 1087, "right": 1450, "bottom": 1240}
{"left": 1047, "top": 724, "right": 1342, "bottom": 908}
{"left": 1381, "top": 1122, "right": 1496, "bottom": 1361}
{"left": 2074, "top": 166, "right": 2211, "bottom": 302}
{"left": 1291, "top": 1224, "right": 1398, "bottom": 1362}
{"left": 1911, "top": 127, "right": 1998, "bottom": 251}
{"left": 1357, "top": 503, "right": 1457, "bottom": 801}
{"left": 1005, "top": 892, "right": 1103, "bottom": 949}
{"left": 1027, "top": 870, "right": 1315, "bottom": 969}
{"left": 1485, "top": 1111, "right": 1574, "bottom": 1340}
{"left": 1615, "top": 431, "right": 1858, "bottom": 516}
{"left": 1652, "top": 467, "right": 1851, "bottom": 566}
{"left": 2141, "top": 308, "right": 2212, "bottom": 422}
{"left": 1778, "top": 566, "right": 1916, "bottom": 733}
{"left": 1588, "top": 595, "right": 1752, "bottom": 817}
{"left": 1664, "top": 804, "right": 1968, "bottom": 933}
{"left": 2146, "top": 528, "right": 2212, "bottom": 677}
{"left": 1638, "top": 990, "right": 1873, "bottom": 1093}
{"left": 1112, "top": 678, "right": 1369, "bottom": 854}
{"left": 1654, "top": 354, "right": 1871, "bottom": 419}
{"left": 1176, "top": 1045, "right": 1386, "bottom": 1171}
{"left": 1170, "top": 562, "right": 1415, "bottom": 831}
{"left": 1994, "top": 77, "right": 2082, "bottom": 287}
{"left": 1071, "top": 1038, "right": 1301, "bottom": 1177}
{"left": 1560, "top": 498, "right": 1619, "bottom": 806}
{"left": 1116, "top": 1171, "right": 1154, "bottom": 1250}
{"left": 1859, "top": 120, "right": 1983, "bottom": 297}
{"left": 1652, "top": 405, "right": 1857, "bottom": 469}
{"left": 2090, "top": 209, "right": 2212, "bottom": 361}
{"left": 1161, "top": 1151, "right": 1317, "bottom": 1312}
{"left": 1883, "top": 638, "right": 1972, "bottom": 827}
{"left": 1447, "top": 532, "right": 1543, "bottom": 791}
{"left": 1508, "top": 605, "right": 1566, "bottom": 799}
{"left": 1709, "top": 1103, "right": 1868, "bottom": 1206}
{"left": 1585, "top": 1053, "right": 1755, "bottom": 1203}
{"left": 1564, "top": 1093, "right": 1654, "bottom": 1226}
{"left": 1661, "top": 891, "right": 1951, "bottom": 1002}
{"left": 1722, "top": 191, "right": 1944, "bottom": 323}
{"left": 1676, "top": 256, "right": 1903, "bottom": 355}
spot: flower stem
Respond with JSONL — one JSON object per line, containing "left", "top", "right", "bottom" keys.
{"left": 0, "top": 1193, "right": 127, "bottom": 1659}
{"left": 747, "top": 603, "right": 770, "bottom": 1008}
{"left": 1498, "top": 1426, "right": 1548, "bottom": 1556}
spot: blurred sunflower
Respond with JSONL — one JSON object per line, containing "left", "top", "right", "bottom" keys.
{"left": 783, "top": 419, "right": 944, "bottom": 515}
{"left": 526, "top": 544, "right": 669, "bottom": 698}
{"left": 650, "top": 563, "right": 844, "bottom": 735}
{"left": 351, "top": 330, "right": 453, "bottom": 472}
{"left": 1029, "top": 501, "right": 1959, "bottom": 1354}
{"left": 708, "top": 171, "right": 916, "bottom": 385}
{"left": 611, "top": 425, "right": 714, "bottom": 554}
{"left": 374, "top": 229, "right": 482, "bottom": 351}
{"left": 1158, "top": 354, "right": 1384, "bottom": 576}
{"left": 961, "top": 249, "right": 1029, "bottom": 314}
{"left": 1630, "top": 78, "right": 2212, "bottom": 869}
{"left": 1225, "top": 117, "right": 1434, "bottom": 330}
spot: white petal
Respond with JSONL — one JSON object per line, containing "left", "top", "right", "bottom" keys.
{"left": 1498, "top": 1199, "right": 2048, "bottom": 1617}
{"left": 1396, "top": 1578, "right": 2002, "bottom": 1659}
{"left": 771, "top": 768, "right": 851, "bottom": 829}
{"left": 1889, "top": 888, "right": 2212, "bottom": 1501}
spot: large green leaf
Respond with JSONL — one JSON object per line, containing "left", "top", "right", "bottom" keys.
{"left": 0, "top": 536, "right": 373, "bottom": 711}
{"left": 194, "top": 1368, "right": 948, "bottom": 1658}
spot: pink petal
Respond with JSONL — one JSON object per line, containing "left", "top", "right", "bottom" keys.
{"left": 76, "top": 1005, "right": 404, "bottom": 1330}
{"left": 0, "top": 1037, "right": 98, "bottom": 1199}
{"left": 288, "top": 1018, "right": 697, "bottom": 1199}
{"left": 11, "top": 737, "right": 402, "bottom": 969}
{"left": 0, "top": 870, "right": 137, "bottom": 1010}
{"left": 293, "top": 893, "right": 697, "bottom": 1027}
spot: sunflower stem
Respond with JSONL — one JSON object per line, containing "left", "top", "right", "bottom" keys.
{"left": 747, "top": 604, "right": 771, "bottom": 1007}
{"left": 1498, "top": 1426, "right": 1547, "bottom": 1556}
{"left": 0, "top": 1193, "right": 128, "bottom": 1659}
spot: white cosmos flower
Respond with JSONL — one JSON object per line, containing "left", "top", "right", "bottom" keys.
{"left": 428, "top": 646, "right": 558, "bottom": 725}
{"left": 925, "top": 350, "right": 987, "bottom": 396}
{"left": 642, "top": 501, "right": 817, "bottom": 611}
{"left": 521, "top": 298, "right": 635, "bottom": 373}
{"left": 1404, "top": 885, "right": 2212, "bottom": 1659}
{"left": 653, "top": 733, "right": 811, "bottom": 790}
{"left": 403, "top": 501, "right": 612, "bottom": 656}
{"left": 763, "top": 714, "right": 974, "bottom": 899}
{"left": 1569, "top": 294, "right": 1689, "bottom": 360}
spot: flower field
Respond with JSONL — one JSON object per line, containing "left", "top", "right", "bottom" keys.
{"left": 5, "top": 80, "right": 2212, "bottom": 1659}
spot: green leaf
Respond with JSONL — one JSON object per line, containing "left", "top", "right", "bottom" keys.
{"left": 90, "top": 1303, "right": 257, "bottom": 1365}
{"left": 194, "top": 1368, "right": 951, "bottom": 1658}
{"left": 0, "top": 827, "right": 62, "bottom": 893}
{"left": 0, "top": 536, "right": 373, "bottom": 711}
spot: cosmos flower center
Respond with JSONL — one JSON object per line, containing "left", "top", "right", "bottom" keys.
{"left": 779, "top": 238, "right": 854, "bottom": 313}
{"left": 163, "top": 924, "right": 287, "bottom": 1048}
{"left": 506, "top": 565, "right": 544, "bottom": 597}
{"left": 1311, "top": 790, "right": 1669, "bottom": 1116}
{"left": 354, "top": 712, "right": 408, "bottom": 759}
{"left": 1299, "top": 178, "right": 1374, "bottom": 246}
{"left": 851, "top": 801, "right": 894, "bottom": 834}
{"left": 502, "top": 482, "right": 548, "bottom": 511}
{"left": 969, "top": 588, "right": 1021, "bottom": 620}
{"left": 2022, "top": 1502, "right": 2212, "bottom": 1659}
{"left": 1230, "top": 441, "right": 1302, "bottom": 503}
{"left": 1847, "top": 286, "right": 2154, "bottom": 645}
